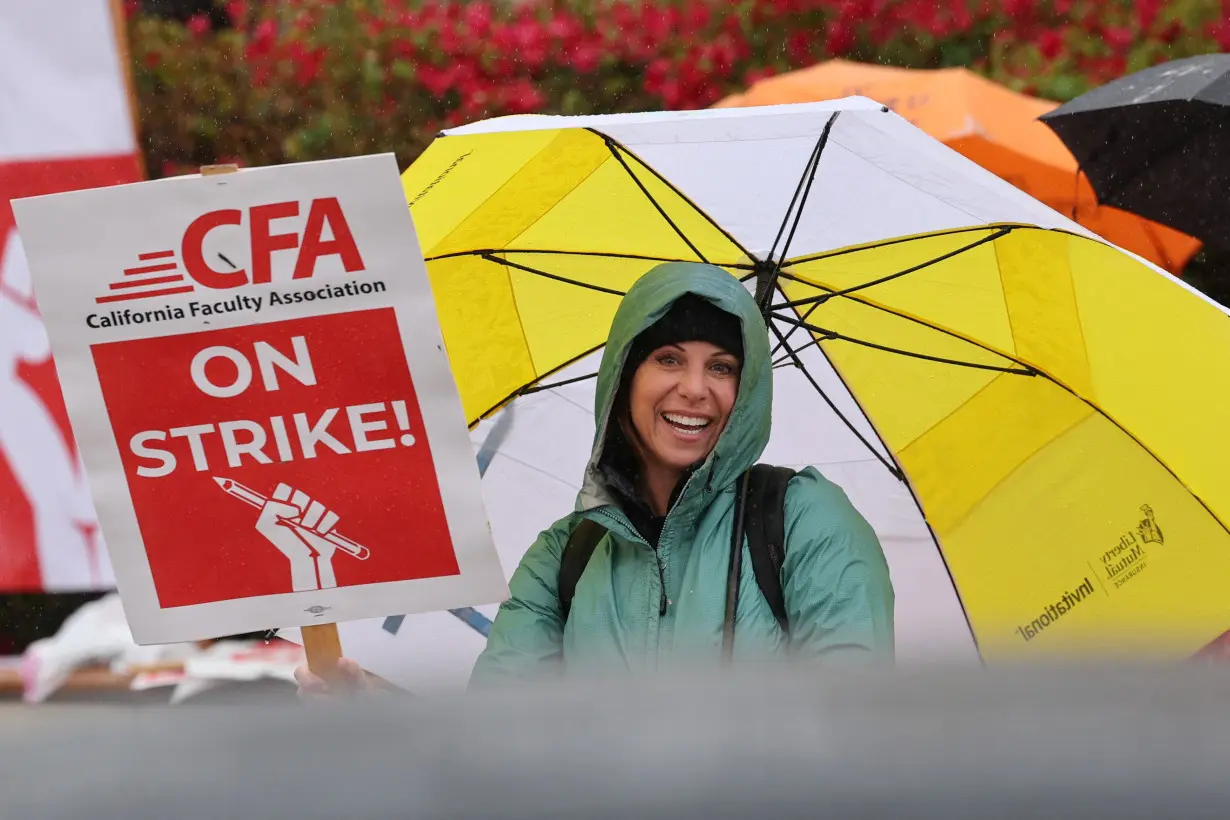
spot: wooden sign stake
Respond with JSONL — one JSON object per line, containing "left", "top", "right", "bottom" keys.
{"left": 198, "top": 161, "right": 345, "bottom": 687}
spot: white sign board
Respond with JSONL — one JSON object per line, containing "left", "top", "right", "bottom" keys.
{"left": 13, "top": 154, "right": 508, "bottom": 644}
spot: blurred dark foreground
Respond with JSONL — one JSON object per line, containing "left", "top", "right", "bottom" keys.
{"left": 2, "top": 663, "right": 1228, "bottom": 819}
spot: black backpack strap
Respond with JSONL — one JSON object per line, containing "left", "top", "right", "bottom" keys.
{"left": 744, "top": 464, "right": 797, "bottom": 634}
{"left": 558, "top": 518, "right": 606, "bottom": 621}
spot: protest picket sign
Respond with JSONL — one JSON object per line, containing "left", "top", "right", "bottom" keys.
{"left": 12, "top": 153, "right": 509, "bottom": 678}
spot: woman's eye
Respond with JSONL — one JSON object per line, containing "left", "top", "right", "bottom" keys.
{"left": 710, "top": 362, "right": 735, "bottom": 375}
{"left": 656, "top": 354, "right": 679, "bottom": 366}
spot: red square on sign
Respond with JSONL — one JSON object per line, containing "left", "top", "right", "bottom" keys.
{"left": 91, "top": 307, "right": 459, "bottom": 608}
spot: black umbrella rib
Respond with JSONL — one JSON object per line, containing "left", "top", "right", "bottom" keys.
{"left": 770, "top": 311, "right": 1036, "bottom": 375}
{"left": 757, "top": 121, "right": 833, "bottom": 313}
{"left": 779, "top": 224, "right": 1012, "bottom": 268}
{"left": 779, "top": 227, "right": 1013, "bottom": 310}
{"left": 470, "top": 342, "right": 608, "bottom": 428}
{"left": 771, "top": 115, "right": 836, "bottom": 267}
{"left": 771, "top": 270, "right": 1011, "bottom": 362}
{"left": 600, "top": 137, "right": 708, "bottom": 263}
{"left": 767, "top": 316, "right": 902, "bottom": 480}
{"left": 519, "top": 371, "right": 599, "bottom": 394}
{"left": 769, "top": 288, "right": 825, "bottom": 361}
{"left": 429, "top": 248, "right": 754, "bottom": 269}
{"left": 762, "top": 115, "right": 840, "bottom": 347}
{"left": 771, "top": 331, "right": 829, "bottom": 367}
{"left": 766, "top": 137, "right": 818, "bottom": 268}
{"left": 479, "top": 252, "right": 626, "bottom": 297}
{"left": 766, "top": 113, "right": 839, "bottom": 267}
{"left": 768, "top": 224, "right": 1007, "bottom": 361}
{"left": 590, "top": 128, "right": 756, "bottom": 262}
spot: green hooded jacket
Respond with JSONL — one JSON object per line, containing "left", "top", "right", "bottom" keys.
{"left": 470, "top": 262, "right": 895, "bottom": 684}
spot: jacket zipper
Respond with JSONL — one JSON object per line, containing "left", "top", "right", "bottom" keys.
{"left": 657, "top": 557, "right": 668, "bottom": 616}
{"left": 594, "top": 460, "right": 714, "bottom": 620}
{"left": 593, "top": 507, "right": 672, "bottom": 617}
{"left": 653, "top": 466, "right": 706, "bottom": 618}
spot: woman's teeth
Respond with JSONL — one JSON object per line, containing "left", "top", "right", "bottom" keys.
{"left": 662, "top": 413, "right": 710, "bottom": 431}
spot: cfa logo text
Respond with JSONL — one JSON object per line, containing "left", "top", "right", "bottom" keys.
{"left": 182, "top": 196, "right": 365, "bottom": 290}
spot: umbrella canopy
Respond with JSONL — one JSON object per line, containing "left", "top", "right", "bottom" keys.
{"left": 1040, "top": 54, "right": 1230, "bottom": 248}
{"left": 715, "top": 59, "right": 1200, "bottom": 273}
{"left": 401, "top": 99, "right": 1230, "bottom": 664}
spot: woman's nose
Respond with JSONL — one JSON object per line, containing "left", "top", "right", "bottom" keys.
{"left": 676, "top": 364, "right": 707, "bottom": 399}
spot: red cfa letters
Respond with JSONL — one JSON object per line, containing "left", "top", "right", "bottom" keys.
{"left": 181, "top": 197, "right": 365, "bottom": 289}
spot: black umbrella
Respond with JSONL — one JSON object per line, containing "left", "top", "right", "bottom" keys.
{"left": 1040, "top": 54, "right": 1230, "bottom": 248}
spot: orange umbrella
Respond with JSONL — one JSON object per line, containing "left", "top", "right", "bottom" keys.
{"left": 715, "top": 60, "right": 1200, "bottom": 273}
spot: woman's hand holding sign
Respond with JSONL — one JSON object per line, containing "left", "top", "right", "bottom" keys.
{"left": 293, "top": 656, "right": 373, "bottom": 701}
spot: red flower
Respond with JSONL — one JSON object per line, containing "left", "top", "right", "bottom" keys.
{"left": 568, "top": 41, "right": 604, "bottom": 74}
{"left": 743, "top": 66, "right": 778, "bottom": 87}
{"left": 1036, "top": 30, "right": 1065, "bottom": 60}
{"left": 417, "top": 65, "right": 450, "bottom": 96}
{"left": 1158, "top": 20, "right": 1181, "bottom": 44}
{"left": 545, "top": 12, "right": 583, "bottom": 45}
{"left": 786, "top": 31, "right": 813, "bottom": 66}
{"left": 1212, "top": 20, "right": 1230, "bottom": 51}
{"left": 611, "top": 2, "right": 633, "bottom": 27}
{"left": 658, "top": 77, "right": 683, "bottom": 108}
{"left": 1085, "top": 54, "right": 1127, "bottom": 81}
{"left": 758, "top": 0, "right": 794, "bottom": 19}
{"left": 680, "top": 0, "right": 711, "bottom": 34}
{"left": 226, "top": 1, "right": 248, "bottom": 26}
{"left": 825, "top": 21, "right": 855, "bottom": 56}
{"left": 500, "top": 79, "right": 546, "bottom": 114}
{"left": 287, "top": 43, "right": 325, "bottom": 87}
{"left": 1135, "top": 0, "right": 1164, "bottom": 33}
{"left": 707, "top": 38, "right": 740, "bottom": 73}
{"left": 721, "top": 13, "right": 744, "bottom": 39}
{"left": 640, "top": 4, "right": 674, "bottom": 48}
{"left": 437, "top": 22, "right": 463, "bottom": 56}
{"left": 186, "top": 13, "right": 211, "bottom": 38}
{"left": 420, "top": 1, "right": 443, "bottom": 24}
{"left": 504, "top": 20, "right": 548, "bottom": 69}
{"left": 389, "top": 39, "right": 416, "bottom": 61}
{"left": 644, "top": 57, "right": 672, "bottom": 94}
{"left": 247, "top": 20, "right": 277, "bottom": 59}
{"left": 1102, "top": 26, "right": 1134, "bottom": 52}
{"left": 1000, "top": 0, "right": 1036, "bottom": 22}
{"left": 677, "top": 49, "right": 706, "bottom": 89}
{"left": 362, "top": 16, "right": 386, "bottom": 40}
{"left": 463, "top": 2, "right": 494, "bottom": 38}
{"left": 690, "top": 83, "right": 724, "bottom": 109}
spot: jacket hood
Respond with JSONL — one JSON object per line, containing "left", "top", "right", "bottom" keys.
{"left": 577, "top": 262, "right": 772, "bottom": 515}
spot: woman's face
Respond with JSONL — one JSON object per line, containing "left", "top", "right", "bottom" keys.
{"left": 627, "top": 340, "right": 740, "bottom": 475}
